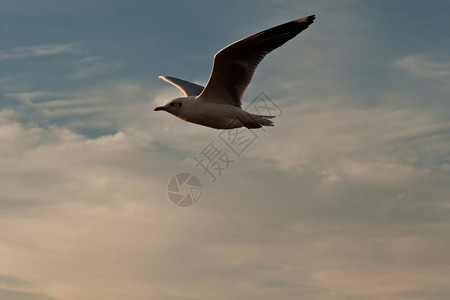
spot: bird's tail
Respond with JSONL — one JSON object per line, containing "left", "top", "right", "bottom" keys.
{"left": 244, "top": 114, "right": 275, "bottom": 128}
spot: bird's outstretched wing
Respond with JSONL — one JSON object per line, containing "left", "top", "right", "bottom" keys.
{"left": 198, "top": 15, "right": 315, "bottom": 107}
{"left": 158, "top": 76, "right": 205, "bottom": 96}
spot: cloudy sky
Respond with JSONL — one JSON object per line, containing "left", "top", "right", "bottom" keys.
{"left": 1, "top": 1, "right": 449, "bottom": 299}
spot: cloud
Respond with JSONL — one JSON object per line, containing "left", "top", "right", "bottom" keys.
{"left": 67, "top": 57, "right": 122, "bottom": 80}
{"left": 0, "top": 43, "right": 81, "bottom": 60}
{"left": 1, "top": 72, "right": 449, "bottom": 299}
{"left": 396, "top": 54, "right": 450, "bottom": 79}
{"left": 1, "top": 2, "right": 449, "bottom": 299}
{"left": 0, "top": 274, "right": 55, "bottom": 300}
{"left": 0, "top": 289, "right": 56, "bottom": 300}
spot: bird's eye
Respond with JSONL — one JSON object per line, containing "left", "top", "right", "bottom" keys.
{"left": 179, "top": 102, "right": 182, "bottom": 107}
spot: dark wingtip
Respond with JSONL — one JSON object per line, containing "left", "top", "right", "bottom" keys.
{"left": 292, "top": 15, "right": 316, "bottom": 26}
{"left": 306, "top": 15, "right": 316, "bottom": 24}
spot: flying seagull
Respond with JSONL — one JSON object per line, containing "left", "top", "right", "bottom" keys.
{"left": 155, "top": 15, "right": 315, "bottom": 129}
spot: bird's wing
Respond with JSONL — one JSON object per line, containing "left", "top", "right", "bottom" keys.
{"left": 158, "top": 76, "right": 205, "bottom": 96}
{"left": 198, "top": 15, "right": 315, "bottom": 107}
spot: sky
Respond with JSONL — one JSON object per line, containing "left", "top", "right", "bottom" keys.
{"left": 0, "top": 1, "right": 449, "bottom": 299}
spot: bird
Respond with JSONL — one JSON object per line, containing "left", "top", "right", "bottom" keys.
{"left": 154, "top": 15, "right": 315, "bottom": 129}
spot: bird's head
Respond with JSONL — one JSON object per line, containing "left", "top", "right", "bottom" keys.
{"left": 154, "top": 97, "right": 186, "bottom": 116}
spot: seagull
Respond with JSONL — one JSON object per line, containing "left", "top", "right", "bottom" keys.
{"left": 154, "top": 15, "right": 315, "bottom": 129}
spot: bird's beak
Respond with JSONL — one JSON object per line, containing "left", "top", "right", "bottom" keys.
{"left": 154, "top": 106, "right": 166, "bottom": 111}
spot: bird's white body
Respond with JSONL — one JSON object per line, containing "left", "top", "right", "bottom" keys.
{"left": 164, "top": 96, "right": 273, "bottom": 129}
{"left": 154, "top": 15, "right": 315, "bottom": 129}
